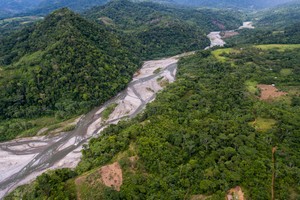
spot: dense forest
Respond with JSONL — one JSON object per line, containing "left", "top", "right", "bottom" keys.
{"left": 7, "top": 45, "right": 300, "bottom": 199}
{"left": 0, "top": 0, "right": 243, "bottom": 142}
{"left": 86, "top": 0, "right": 242, "bottom": 57}
{"left": 0, "top": 8, "right": 139, "bottom": 141}
{"left": 226, "top": 2, "right": 300, "bottom": 45}
{"left": 1, "top": 0, "right": 300, "bottom": 199}
{"left": 0, "top": 16, "right": 43, "bottom": 39}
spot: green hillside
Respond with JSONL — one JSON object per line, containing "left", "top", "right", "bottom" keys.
{"left": 0, "top": 16, "right": 44, "bottom": 39}
{"left": 256, "top": 1, "right": 300, "bottom": 29}
{"left": 7, "top": 45, "right": 300, "bottom": 200}
{"left": 0, "top": 8, "right": 139, "bottom": 141}
{"left": 225, "top": 1, "right": 300, "bottom": 45}
{"left": 85, "top": 0, "right": 242, "bottom": 58}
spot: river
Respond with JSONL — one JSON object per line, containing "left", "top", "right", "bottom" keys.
{"left": 0, "top": 21, "right": 253, "bottom": 199}
{"left": 206, "top": 21, "right": 254, "bottom": 49}
{"left": 0, "top": 53, "right": 195, "bottom": 199}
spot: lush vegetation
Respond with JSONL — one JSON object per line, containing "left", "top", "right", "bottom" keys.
{"left": 0, "top": 0, "right": 242, "bottom": 141}
{"left": 2, "top": 1, "right": 300, "bottom": 199}
{"left": 5, "top": 168, "right": 78, "bottom": 200}
{"left": 226, "top": 24, "right": 300, "bottom": 46}
{"left": 0, "top": 16, "right": 44, "bottom": 39}
{"left": 226, "top": 2, "right": 300, "bottom": 46}
{"left": 256, "top": 2, "right": 300, "bottom": 30}
{"left": 0, "top": 8, "right": 139, "bottom": 141}
{"left": 8, "top": 46, "right": 300, "bottom": 199}
{"left": 85, "top": 0, "right": 243, "bottom": 58}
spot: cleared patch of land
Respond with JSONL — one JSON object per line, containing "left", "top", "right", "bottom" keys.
{"left": 227, "top": 186, "right": 245, "bottom": 200}
{"left": 211, "top": 48, "right": 233, "bottom": 62}
{"left": 258, "top": 84, "right": 287, "bottom": 100}
{"left": 251, "top": 117, "right": 277, "bottom": 132}
{"left": 99, "top": 162, "right": 123, "bottom": 191}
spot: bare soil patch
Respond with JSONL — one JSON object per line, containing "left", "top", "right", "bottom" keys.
{"left": 258, "top": 84, "right": 287, "bottom": 100}
{"left": 221, "top": 31, "right": 239, "bottom": 39}
{"left": 99, "top": 162, "right": 123, "bottom": 191}
{"left": 227, "top": 186, "right": 245, "bottom": 200}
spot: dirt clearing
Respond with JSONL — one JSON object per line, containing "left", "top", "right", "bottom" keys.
{"left": 227, "top": 186, "right": 245, "bottom": 200}
{"left": 258, "top": 84, "right": 287, "bottom": 100}
{"left": 99, "top": 162, "right": 123, "bottom": 191}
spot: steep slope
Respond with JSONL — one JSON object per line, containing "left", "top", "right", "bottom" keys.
{"left": 86, "top": 0, "right": 242, "bottom": 58}
{"left": 8, "top": 46, "right": 300, "bottom": 200}
{"left": 0, "top": 8, "right": 139, "bottom": 141}
{"left": 0, "top": 16, "right": 44, "bottom": 39}
{"left": 256, "top": 1, "right": 300, "bottom": 29}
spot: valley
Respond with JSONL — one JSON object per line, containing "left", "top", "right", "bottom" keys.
{"left": 0, "top": 52, "right": 192, "bottom": 199}
{"left": 0, "top": 0, "right": 299, "bottom": 199}
{"left": 0, "top": 20, "right": 250, "bottom": 198}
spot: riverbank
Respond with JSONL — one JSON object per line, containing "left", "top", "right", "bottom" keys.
{"left": 0, "top": 52, "right": 194, "bottom": 199}
{"left": 206, "top": 21, "right": 255, "bottom": 49}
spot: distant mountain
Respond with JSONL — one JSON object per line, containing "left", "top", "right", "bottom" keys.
{"left": 32, "top": 0, "right": 109, "bottom": 15}
{"left": 256, "top": 1, "right": 300, "bottom": 29}
{"left": 137, "top": 0, "right": 295, "bottom": 9}
{"left": 85, "top": 0, "right": 243, "bottom": 58}
{"left": 0, "top": 8, "right": 138, "bottom": 140}
{"left": 0, "top": 0, "right": 109, "bottom": 18}
{"left": 225, "top": 1, "right": 300, "bottom": 45}
{"left": 0, "top": 0, "right": 43, "bottom": 18}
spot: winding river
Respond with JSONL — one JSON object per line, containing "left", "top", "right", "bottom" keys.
{"left": 0, "top": 21, "right": 253, "bottom": 199}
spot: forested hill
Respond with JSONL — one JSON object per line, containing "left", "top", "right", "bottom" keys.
{"left": 226, "top": 1, "right": 300, "bottom": 45}
{"left": 85, "top": 0, "right": 242, "bottom": 58}
{"left": 0, "top": 8, "right": 139, "bottom": 141}
{"left": 256, "top": 1, "right": 300, "bottom": 29}
{"left": 0, "top": 0, "right": 242, "bottom": 142}
{"left": 87, "top": 0, "right": 242, "bottom": 32}
{"left": 8, "top": 46, "right": 300, "bottom": 200}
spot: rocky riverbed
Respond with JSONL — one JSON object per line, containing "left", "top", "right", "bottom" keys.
{"left": 0, "top": 52, "right": 193, "bottom": 199}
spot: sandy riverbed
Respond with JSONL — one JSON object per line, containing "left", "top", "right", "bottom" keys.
{"left": 0, "top": 54, "right": 183, "bottom": 199}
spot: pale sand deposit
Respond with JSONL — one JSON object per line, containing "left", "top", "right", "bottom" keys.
{"left": 239, "top": 21, "right": 255, "bottom": 29}
{"left": 0, "top": 54, "right": 181, "bottom": 199}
